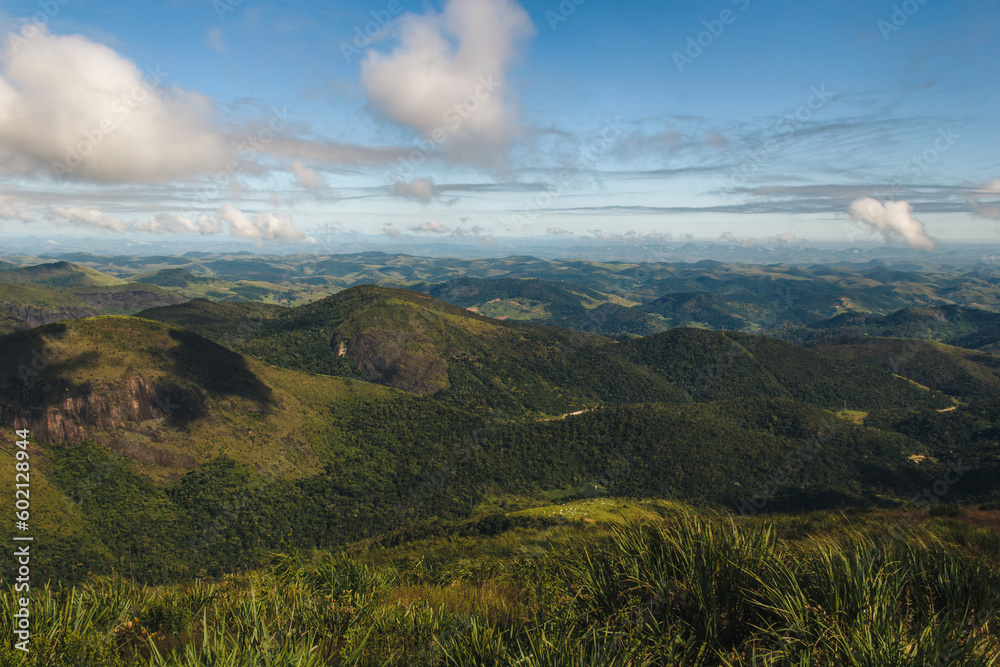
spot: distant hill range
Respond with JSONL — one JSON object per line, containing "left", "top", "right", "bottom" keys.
{"left": 799, "top": 305, "right": 1000, "bottom": 353}
{"left": 2, "top": 253, "right": 998, "bottom": 338}
{"left": 0, "top": 261, "right": 183, "bottom": 333}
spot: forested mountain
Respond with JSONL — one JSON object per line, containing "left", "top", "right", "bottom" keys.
{"left": 0, "top": 256, "right": 998, "bottom": 588}
{"left": 140, "top": 285, "right": 952, "bottom": 415}
{"left": 2, "top": 280, "right": 994, "bottom": 584}
{"left": 799, "top": 305, "right": 1000, "bottom": 352}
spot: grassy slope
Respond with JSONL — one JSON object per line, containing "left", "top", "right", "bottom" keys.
{"left": 1, "top": 501, "right": 998, "bottom": 665}
{"left": 0, "top": 261, "right": 126, "bottom": 288}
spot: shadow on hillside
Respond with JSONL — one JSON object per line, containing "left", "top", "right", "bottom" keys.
{"left": 0, "top": 324, "right": 94, "bottom": 419}
{"left": 167, "top": 330, "right": 273, "bottom": 406}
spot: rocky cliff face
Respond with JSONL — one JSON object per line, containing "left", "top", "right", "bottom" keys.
{"left": 1, "top": 303, "right": 96, "bottom": 330}
{"left": 5, "top": 375, "right": 207, "bottom": 447}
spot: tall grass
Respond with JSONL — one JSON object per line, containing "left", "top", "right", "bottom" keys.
{"left": 0, "top": 509, "right": 997, "bottom": 665}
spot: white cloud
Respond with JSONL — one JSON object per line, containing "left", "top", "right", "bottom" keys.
{"left": 290, "top": 161, "right": 323, "bottom": 189}
{"left": 769, "top": 233, "right": 796, "bottom": 244}
{"left": 0, "top": 198, "right": 32, "bottom": 221}
{"left": 0, "top": 28, "right": 229, "bottom": 183}
{"left": 136, "top": 212, "right": 221, "bottom": 235}
{"left": 968, "top": 179, "right": 1000, "bottom": 220}
{"left": 359, "top": 0, "right": 535, "bottom": 168}
{"left": 219, "top": 204, "right": 305, "bottom": 241}
{"left": 412, "top": 220, "right": 449, "bottom": 234}
{"left": 548, "top": 227, "right": 570, "bottom": 235}
{"left": 719, "top": 231, "right": 755, "bottom": 247}
{"left": 848, "top": 198, "right": 936, "bottom": 250}
{"left": 383, "top": 224, "right": 401, "bottom": 238}
{"left": 588, "top": 229, "right": 673, "bottom": 243}
{"left": 51, "top": 206, "right": 127, "bottom": 232}
{"left": 391, "top": 177, "right": 438, "bottom": 201}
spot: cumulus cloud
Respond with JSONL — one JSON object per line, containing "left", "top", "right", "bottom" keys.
{"left": 548, "top": 227, "right": 571, "bottom": 235}
{"left": 391, "top": 177, "right": 438, "bottom": 201}
{"left": 0, "top": 198, "right": 32, "bottom": 221}
{"left": 0, "top": 28, "right": 230, "bottom": 183}
{"left": 412, "top": 220, "right": 449, "bottom": 234}
{"left": 136, "top": 212, "right": 221, "bottom": 235}
{"left": 383, "top": 224, "right": 401, "bottom": 238}
{"left": 769, "top": 233, "right": 796, "bottom": 245}
{"left": 51, "top": 206, "right": 127, "bottom": 232}
{"left": 588, "top": 229, "right": 673, "bottom": 243}
{"left": 219, "top": 204, "right": 305, "bottom": 241}
{"left": 719, "top": 231, "right": 756, "bottom": 247}
{"left": 848, "top": 198, "right": 936, "bottom": 250}
{"left": 289, "top": 161, "right": 323, "bottom": 189}
{"left": 359, "top": 0, "right": 535, "bottom": 168}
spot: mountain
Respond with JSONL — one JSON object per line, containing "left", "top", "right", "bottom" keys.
{"left": 206, "top": 284, "right": 686, "bottom": 414}
{"left": 6, "top": 253, "right": 1000, "bottom": 340}
{"left": 140, "top": 285, "right": 955, "bottom": 417}
{"left": 639, "top": 291, "right": 752, "bottom": 330}
{"left": 0, "top": 261, "right": 184, "bottom": 333}
{"left": 619, "top": 328, "right": 953, "bottom": 411}
{"left": 0, "top": 316, "right": 361, "bottom": 480}
{"left": 0, "top": 260, "right": 127, "bottom": 288}
{"left": 0, "top": 281, "right": 97, "bottom": 333}
{"left": 0, "top": 316, "right": 948, "bottom": 583}
{"left": 809, "top": 336, "right": 1000, "bottom": 402}
{"left": 412, "top": 276, "right": 669, "bottom": 335}
{"left": 3, "top": 288, "right": 995, "bottom": 584}
{"left": 800, "top": 305, "right": 1000, "bottom": 352}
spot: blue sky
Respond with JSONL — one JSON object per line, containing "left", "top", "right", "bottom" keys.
{"left": 0, "top": 0, "right": 997, "bottom": 249}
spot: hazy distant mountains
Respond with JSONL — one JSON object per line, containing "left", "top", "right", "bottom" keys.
{"left": 1, "top": 252, "right": 997, "bottom": 339}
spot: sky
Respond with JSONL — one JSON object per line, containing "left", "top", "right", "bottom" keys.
{"left": 0, "top": 0, "right": 998, "bottom": 251}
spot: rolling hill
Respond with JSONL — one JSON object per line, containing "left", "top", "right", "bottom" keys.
{"left": 0, "top": 261, "right": 184, "bottom": 334}
{"left": 1, "top": 281, "right": 997, "bottom": 584}
{"left": 800, "top": 305, "right": 1000, "bottom": 352}
{"left": 12, "top": 252, "right": 999, "bottom": 339}
{"left": 0, "top": 313, "right": 951, "bottom": 582}
{"left": 809, "top": 335, "right": 1000, "bottom": 402}
{"left": 140, "top": 285, "right": 954, "bottom": 416}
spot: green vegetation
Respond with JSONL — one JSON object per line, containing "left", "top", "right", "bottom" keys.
{"left": 1, "top": 506, "right": 998, "bottom": 665}
{"left": 10, "top": 253, "right": 1000, "bottom": 338}
{"left": 0, "top": 262, "right": 183, "bottom": 333}
{"left": 2, "top": 253, "right": 999, "bottom": 663}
